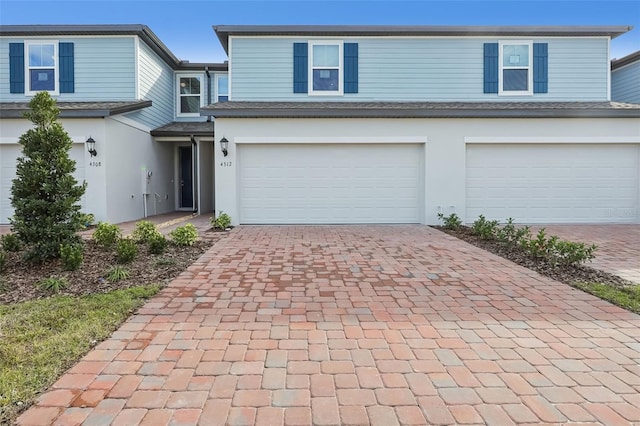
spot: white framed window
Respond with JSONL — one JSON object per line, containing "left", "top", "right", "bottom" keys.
{"left": 215, "top": 74, "right": 228, "bottom": 102}
{"left": 176, "top": 74, "right": 204, "bottom": 116}
{"left": 25, "top": 40, "right": 58, "bottom": 95}
{"left": 499, "top": 40, "right": 533, "bottom": 96}
{"left": 309, "top": 41, "right": 343, "bottom": 96}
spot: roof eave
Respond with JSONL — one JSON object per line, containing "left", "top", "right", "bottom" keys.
{"left": 612, "top": 50, "right": 640, "bottom": 70}
{"left": 214, "top": 24, "right": 633, "bottom": 54}
{"left": 201, "top": 108, "right": 640, "bottom": 119}
{"left": 0, "top": 100, "right": 152, "bottom": 119}
{"left": 0, "top": 24, "right": 183, "bottom": 69}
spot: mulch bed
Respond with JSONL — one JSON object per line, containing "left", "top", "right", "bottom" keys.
{"left": 1, "top": 230, "right": 228, "bottom": 305}
{"left": 435, "top": 226, "right": 634, "bottom": 289}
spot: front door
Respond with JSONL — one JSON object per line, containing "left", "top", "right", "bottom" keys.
{"left": 179, "top": 146, "right": 193, "bottom": 209}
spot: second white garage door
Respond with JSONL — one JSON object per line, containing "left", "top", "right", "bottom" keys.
{"left": 466, "top": 144, "right": 640, "bottom": 223}
{"left": 239, "top": 144, "right": 423, "bottom": 224}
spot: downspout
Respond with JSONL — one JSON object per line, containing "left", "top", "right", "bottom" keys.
{"left": 205, "top": 66, "right": 212, "bottom": 122}
{"left": 190, "top": 135, "right": 198, "bottom": 214}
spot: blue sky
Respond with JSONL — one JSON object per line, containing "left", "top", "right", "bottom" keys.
{"left": 1, "top": 0, "right": 638, "bottom": 63}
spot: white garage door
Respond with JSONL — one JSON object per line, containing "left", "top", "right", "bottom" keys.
{"left": 466, "top": 144, "right": 640, "bottom": 223}
{"left": 239, "top": 144, "right": 423, "bottom": 224}
{"left": 1, "top": 144, "right": 86, "bottom": 224}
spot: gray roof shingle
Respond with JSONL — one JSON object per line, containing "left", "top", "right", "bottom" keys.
{"left": 201, "top": 101, "right": 640, "bottom": 119}
{"left": 0, "top": 101, "right": 152, "bottom": 118}
{"left": 151, "top": 121, "right": 214, "bottom": 137}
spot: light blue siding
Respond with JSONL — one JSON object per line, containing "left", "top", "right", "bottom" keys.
{"left": 612, "top": 61, "right": 640, "bottom": 103}
{"left": 126, "top": 41, "right": 174, "bottom": 128}
{"left": 0, "top": 37, "right": 136, "bottom": 101}
{"left": 230, "top": 36, "right": 609, "bottom": 102}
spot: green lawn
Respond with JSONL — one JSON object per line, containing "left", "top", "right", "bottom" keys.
{"left": 0, "top": 285, "right": 159, "bottom": 424}
{"left": 574, "top": 281, "right": 640, "bottom": 315}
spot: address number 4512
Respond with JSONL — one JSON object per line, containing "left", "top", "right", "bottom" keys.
{"left": 220, "top": 161, "right": 232, "bottom": 167}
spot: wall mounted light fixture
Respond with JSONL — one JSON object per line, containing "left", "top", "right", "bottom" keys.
{"left": 220, "top": 137, "right": 229, "bottom": 157}
{"left": 86, "top": 136, "right": 97, "bottom": 157}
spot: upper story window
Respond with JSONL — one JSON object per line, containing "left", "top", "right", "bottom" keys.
{"left": 177, "top": 74, "right": 203, "bottom": 116}
{"left": 499, "top": 41, "right": 533, "bottom": 95}
{"left": 216, "top": 74, "right": 228, "bottom": 102}
{"left": 26, "top": 41, "right": 58, "bottom": 95}
{"left": 309, "top": 41, "right": 343, "bottom": 95}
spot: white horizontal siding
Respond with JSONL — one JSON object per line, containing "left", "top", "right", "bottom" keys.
{"left": 612, "top": 61, "right": 640, "bottom": 103}
{"left": 0, "top": 36, "right": 136, "bottom": 101}
{"left": 231, "top": 36, "right": 609, "bottom": 102}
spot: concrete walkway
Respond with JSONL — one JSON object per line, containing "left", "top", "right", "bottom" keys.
{"left": 16, "top": 225, "right": 640, "bottom": 425}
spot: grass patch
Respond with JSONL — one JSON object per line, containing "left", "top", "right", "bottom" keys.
{"left": 0, "top": 285, "right": 160, "bottom": 424}
{"left": 574, "top": 282, "right": 640, "bottom": 314}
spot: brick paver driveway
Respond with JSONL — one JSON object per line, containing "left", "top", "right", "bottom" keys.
{"left": 18, "top": 226, "right": 640, "bottom": 425}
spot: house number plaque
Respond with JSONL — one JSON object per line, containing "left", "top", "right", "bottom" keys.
{"left": 220, "top": 161, "right": 232, "bottom": 167}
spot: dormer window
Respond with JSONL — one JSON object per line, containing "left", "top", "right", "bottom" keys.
{"left": 177, "top": 74, "right": 203, "bottom": 117}
{"left": 499, "top": 41, "right": 533, "bottom": 96}
{"left": 26, "top": 41, "right": 58, "bottom": 95}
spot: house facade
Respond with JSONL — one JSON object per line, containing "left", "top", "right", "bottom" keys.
{"left": 1, "top": 24, "right": 639, "bottom": 226}
{"left": 0, "top": 25, "right": 228, "bottom": 225}
{"left": 205, "top": 25, "right": 640, "bottom": 225}
{"left": 612, "top": 50, "right": 640, "bottom": 103}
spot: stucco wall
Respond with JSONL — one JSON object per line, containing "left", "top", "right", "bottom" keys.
{"left": 213, "top": 117, "right": 640, "bottom": 225}
{"left": 0, "top": 118, "right": 106, "bottom": 223}
{"left": 104, "top": 118, "right": 175, "bottom": 224}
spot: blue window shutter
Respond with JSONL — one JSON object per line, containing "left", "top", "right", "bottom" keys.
{"left": 293, "top": 43, "right": 308, "bottom": 93}
{"left": 344, "top": 43, "right": 358, "bottom": 94}
{"left": 59, "top": 42, "right": 74, "bottom": 93}
{"left": 9, "top": 43, "right": 25, "bottom": 94}
{"left": 483, "top": 43, "right": 499, "bottom": 94}
{"left": 533, "top": 43, "right": 548, "bottom": 94}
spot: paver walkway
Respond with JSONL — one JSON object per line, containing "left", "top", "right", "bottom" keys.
{"left": 529, "top": 224, "right": 640, "bottom": 284}
{"left": 17, "top": 225, "right": 640, "bottom": 425}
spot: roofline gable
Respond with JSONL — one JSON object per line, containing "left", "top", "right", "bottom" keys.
{"left": 0, "top": 24, "right": 227, "bottom": 71}
{"left": 612, "top": 50, "right": 640, "bottom": 70}
{"left": 213, "top": 24, "right": 633, "bottom": 53}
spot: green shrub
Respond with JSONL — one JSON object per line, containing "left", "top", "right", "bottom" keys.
{"left": 115, "top": 238, "right": 138, "bottom": 263}
{"left": 170, "top": 223, "right": 198, "bottom": 246}
{"left": 10, "top": 92, "right": 87, "bottom": 262}
{"left": 0, "top": 250, "right": 6, "bottom": 273}
{"left": 1, "top": 233, "right": 22, "bottom": 252}
{"left": 519, "top": 228, "right": 597, "bottom": 267}
{"left": 154, "top": 257, "right": 177, "bottom": 267}
{"left": 78, "top": 213, "right": 95, "bottom": 230}
{"left": 107, "top": 265, "right": 130, "bottom": 281}
{"left": 472, "top": 215, "right": 499, "bottom": 240}
{"left": 37, "top": 277, "right": 69, "bottom": 293}
{"left": 436, "top": 212, "right": 462, "bottom": 230}
{"left": 59, "top": 243, "right": 83, "bottom": 271}
{"left": 211, "top": 212, "right": 232, "bottom": 231}
{"left": 93, "top": 222, "right": 121, "bottom": 248}
{"left": 148, "top": 233, "right": 168, "bottom": 255}
{"left": 132, "top": 220, "right": 161, "bottom": 243}
{"left": 520, "top": 228, "right": 549, "bottom": 259}
{"left": 495, "top": 218, "right": 531, "bottom": 245}
{"left": 547, "top": 239, "right": 597, "bottom": 267}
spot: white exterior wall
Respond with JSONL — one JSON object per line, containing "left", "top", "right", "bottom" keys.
{"left": 214, "top": 117, "right": 640, "bottom": 225}
{"left": 104, "top": 118, "right": 175, "bottom": 224}
{"left": 0, "top": 118, "right": 106, "bottom": 222}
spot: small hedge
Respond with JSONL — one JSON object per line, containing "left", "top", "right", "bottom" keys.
{"left": 438, "top": 213, "right": 597, "bottom": 267}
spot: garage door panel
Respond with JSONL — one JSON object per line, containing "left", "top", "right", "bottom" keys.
{"left": 239, "top": 144, "right": 422, "bottom": 224}
{"left": 466, "top": 144, "right": 639, "bottom": 223}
